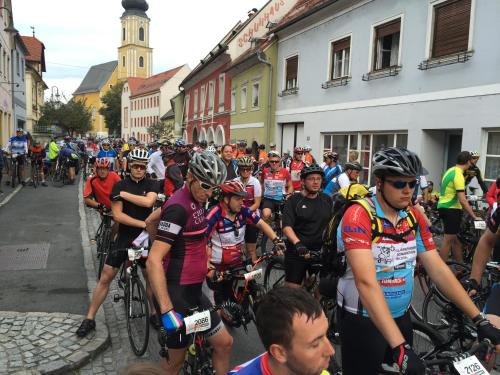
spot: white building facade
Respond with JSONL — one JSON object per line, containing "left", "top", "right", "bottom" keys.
{"left": 274, "top": 0, "right": 500, "bottom": 187}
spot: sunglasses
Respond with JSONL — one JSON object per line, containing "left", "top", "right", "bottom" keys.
{"left": 385, "top": 179, "right": 418, "bottom": 189}
{"left": 198, "top": 180, "right": 215, "bottom": 191}
{"left": 239, "top": 167, "right": 252, "bottom": 172}
{"left": 269, "top": 160, "right": 280, "bottom": 164}
{"left": 130, "top": 164, "right": 147, "bottom": 170}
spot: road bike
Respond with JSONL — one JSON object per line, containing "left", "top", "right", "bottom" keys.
{"left": 94, "top": 208, "right": 113, "bottom": 280}
{"left": 52, "top": 158, "right": 69, "bottom": 187}
{"left": 9, "top": 153, "right": 22, "bottom": 188}
{"left": 113, "top": 246, "right": 150, "bottom": 356}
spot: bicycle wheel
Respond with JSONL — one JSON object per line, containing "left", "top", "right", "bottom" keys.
{"left": 263, "top": 258, "right": 286, "bottom": 291}
{"left": 11, "top": 162, "right": 16, "bottom": 188}
{"left": 126, "top": 275, "right": 149, "bottom": 356}
{"left": 422, "top": 287, "right": 450, "bottom": 330}
{"left": 97, "top": 227, "right": 111, "bottom": 280}
{"left": 411, "top": 319, "right": 445, "bottom": 359}
{"left": 248, "top": 282, "right": 266, "bottom": 319}
{"left": 52, "top": 167, "right": 64, "bottom": 187}
{"left": 32, "top": 164, "right": 39, "bottom": 188}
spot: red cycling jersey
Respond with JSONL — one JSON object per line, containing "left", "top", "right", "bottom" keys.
{"left": 83, "top": 172, "right": 121, "bottom": 208}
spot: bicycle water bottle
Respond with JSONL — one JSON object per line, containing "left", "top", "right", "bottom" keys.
{"left": 186, "top": 343, "right": 196, "bottom": 367}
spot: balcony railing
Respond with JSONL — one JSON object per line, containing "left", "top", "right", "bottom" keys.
{"left": 362, "top": 65, "right": 402, "bottom": 81}
{"left": 278, "top": 86, "right": 299, "bottom": 97}
{"left": 418, "top": 51, "right": 473, "bottom": 71}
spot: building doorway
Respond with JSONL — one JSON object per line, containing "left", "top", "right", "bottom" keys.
{"left": 192, "top": 127, "right": 198, "bottom": 143}
{"left": 445, "top": 132, "right": 463, "bottom": 169}
{"left": 280, "top": 122, "right": 304, "bottom": 154}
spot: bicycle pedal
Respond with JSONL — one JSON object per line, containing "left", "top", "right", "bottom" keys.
{"left": 113, "top": 294, "right": 122, "bottom": 302}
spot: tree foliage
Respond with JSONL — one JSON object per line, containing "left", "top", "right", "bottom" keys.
{"left": 99, "top": 81, "right": 125, "bottom": 137}
{"left": 38, "top": 98, "right": 92, "bottom": 136}
{"left": 147, "top": 121, "right": 175, "bottom": 141}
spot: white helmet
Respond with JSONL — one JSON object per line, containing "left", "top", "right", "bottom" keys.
{"left": 207, "top": 145, "right": 217, "bottom": 153}
{"left": 128, "top": 148, "right": 150, "bottom": 163}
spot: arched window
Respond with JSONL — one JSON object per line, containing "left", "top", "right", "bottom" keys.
{"left": 139, "top": 56, "right": 144, "bottom": 68}
{"left": 139, "top": 27, "right": 144, "bottom": 41}
{"left": 192, "top": 127, "right": 198, "bottom": 143}
{"left": 122, "top": 28, "right": 126, "bottom": 41}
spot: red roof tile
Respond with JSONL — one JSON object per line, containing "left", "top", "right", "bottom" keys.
{"left": 127, "top": 77, "right": 145, "bottom": 94}
{"left": 130, "top": 65, "right": 185, "bottom": 97}
{"left": 20, "top": 36, "right": 45, "bottom": 63}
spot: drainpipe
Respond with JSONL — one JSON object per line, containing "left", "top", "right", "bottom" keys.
{"left": 256, "top": 51, "right": 272, "bottom": 147}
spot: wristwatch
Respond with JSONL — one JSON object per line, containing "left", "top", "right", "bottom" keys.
{"left": 472, "top": 312, "right": 487, "bottom": 325}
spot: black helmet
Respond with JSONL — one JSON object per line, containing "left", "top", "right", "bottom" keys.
{"left": 344, "top": 161, "right": 362, "bottom": 171}
{"left": 372, "top": 147, "right": 422, "bottom": 177}
{"left": 300, "top": 164, "right": 324, "bottom": 179}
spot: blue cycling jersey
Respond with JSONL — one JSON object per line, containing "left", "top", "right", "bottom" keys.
{"left": 96, "top": 149, "right": 118, "bottom": 171}
{"left": 9, "top": 136, "right": 28, "bottom": 155}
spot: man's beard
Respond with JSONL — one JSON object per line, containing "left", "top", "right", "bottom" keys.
{"left": 285, "top": 351, "right": 326, "bottom": 375}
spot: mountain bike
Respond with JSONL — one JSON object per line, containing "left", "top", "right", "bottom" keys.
{"left": 113, "top": 246, "right": 150, "bottom": 356}
{"left": 94, "top": 208, "right": 113, "bottom": 280}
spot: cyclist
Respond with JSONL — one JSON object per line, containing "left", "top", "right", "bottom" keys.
{"left": 257, "top": 144, "right": 267, "bottom": 162}
{"left": 465, "top": 151, "right": 488, "bottom": 195}
{"left": 121, "top": 138, "right": 136, "bottom": 176}
{"left": 83, "top": 158, "right": 121, "bottom": 210}
{"left": 57, "top": 144, "right": 79, "bottom": 184}
{"left": 6, "top": 128, "right": 28, "bottom": 186}
{"left": 336, "top": 147, "right": 500, "bottom": 375}
{"left": 29, "top": 140, "right": 48, "bottom": 186}
{"left": 234, "top": 140, "right": 247, "bottom": 159}
{"left": 96, "top": 139, "right": 119, "bottom": 172}
{"left": 76, "top": 149, "right": 158, "bottom": 338}
{"left": 146, "top": 151, "right": 232, "bottom": 375}
{"left": 221, "top": 144, "right": 238, "bottom": 180}
{"left": 173, "top": 139, "right": 190, "bottom": 179}
{"left": 283, "top": 164, "right": 332, "bottom": 288}
{"left": 48, "top": 137, "right": 60, "bottom": 176}
{"left": 160, "top": 148, "right": 184, "bottom": 199}
{"left": 304, "top": 145, "right": 316, "bottom": 165}
{"left": 288, "top": 146, "right": 306, "bottom": 193}
{"left": 236, "top": 156, "right": 262, "bottom": 258}
{"left": 323, "top": 161, "right": 362, "bottom": 196}
{"left": 230, "top": 287, "right": 335, "bottom": 375}
{"left": 438, "top": 151, "right": 481, "bottom": 262}
{"left": 147, "top": 140, "right": 169, "bottom": 180}
{"left": 322, "top": 152, "right": 342, "bottom": 190}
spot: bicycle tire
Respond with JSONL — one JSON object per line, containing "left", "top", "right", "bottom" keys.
{"left": 411, "top": 319, "right": 446, "bottom": 360}
{"left": 52, "top": 167, "right": 64, "bottom": 187}
{"left": 126, "top": 275, "right": 150, "bottom": 356}
{"left": 32, "top": 164, "right": 39, "bottom": 188}
{"left": 97, "top": 227, "right": 111, "bottom": 280}
{"left": 421, "top": 287, "right": 450, "bottom": 330}
{"left": 263, "top": 258, "right": 286, "bottom": 291}
{"left": 248, "top": 282, "right": 266, "bottom": 319}
{"left": 11, "top": 162, "right": 16, "bottom": 188}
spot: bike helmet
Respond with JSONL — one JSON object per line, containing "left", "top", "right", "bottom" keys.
{"left": 206, "top": 145, "right": 217, "bottom": 153}
{"left": 238, "top": 140, "right": 247, "bottom": 146}
{"left": 294, "top": 146, "right": 304, "bottom": 153}
{"left": 95, "top": 157, "right": 111, "bottom": 169}
{"left": 220, "top": 180, "right": 248, "bottom": 197}
{"left": 189, "top": 151, "right": 227, "bottom": 186}
{"left": 161, "top": 148, "right": 176, "bottom": 158}
{"left": 300, "top": 163, "right": 324, "bottom": 179}
{"left": 304, "top": 145, "right": 312, "bottom": 152}
{"left": 470, "top": 151, "right": 480, "bottom": 158}
{"left": 175, "top": 139, "right": 186, "bottom": 148}
{"left": 33, "top": 140, "right": 41, "bottom": 146}
{"left": 325, "top": 152, "right": 338, "bottom": 161}
{"left": 16, "top": 127, "right": 23, "bottom": 132}
{"left": 101, "top": 139, "right": 111, "bottom": 146}
{"left": 237, "top": 156, "right": 254, "bottom": 168}
{"left": 372, "top": 147, "right": 422, "bottom": 177}
{"left": 199, "top": 140, "right": 208, "bottom": 148}
{"left": 269, "top": 143, "right": 276, "bottom": 148}
{"left": 268, "top": 151, "right": 281, "bottom": 158}
{"left": 344, "top": 161, "right": 362, "bottom": 171}
{"left": 128, "top": 148, "right": 150, "bottom": 163}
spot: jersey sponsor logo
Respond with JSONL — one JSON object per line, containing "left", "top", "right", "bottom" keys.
{"left": 343, "top": 225, "right": 367, "bottom": 234}
{"left": 379, "top": 277, "right": 406, "bottom": 287}
{"left": 384, "top": 290, "right": 406, "bottom": 298}
{"left": 158, "top": 220, "right": 182, "bottom": 234}
{"left": 373, "top": 241, "right": 417, "bottom": 267}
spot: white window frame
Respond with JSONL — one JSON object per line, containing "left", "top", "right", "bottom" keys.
{"left": 283, "top": 53, "right": 299, "bottom": 91}
{"left": 200, "top": 84, "right": 206, "bottom": 116}
{"left": 368, "top": 14, "right": 404, "bottom": 73}
{"left": 240, "top": 84, "right": 248, "bottom": 112}
{"left": 218, "top": 74, "right": 225, "bottom": 111}
{"left": 208, "top": 80, "right": 215, "bottom": 114}
{"left": 424, "top": 0, "right": 476, "bottom": 59}
{"left": 251, "top": 80, "right": 260, "bottom": 110}
{"left": 484, "top": 130, "right": 500, "bottom": 183}
{"left": 230, "top": 88, "right": 236, "bottom": 114}
{"left": 327, "top": 33, "right": 352, "bottom": 81}
{"left": 184, "top": 94, "right": 190, "bottom": 121}
{"left": 193, "top": 89, "right": 198, "bottom": 119}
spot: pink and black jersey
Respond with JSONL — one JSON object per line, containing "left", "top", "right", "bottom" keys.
{"left": 156, "top": 186, "right": 208, "bottom": 285}
{"left": 229, "top": 353, "right": 272, "bottom": 375}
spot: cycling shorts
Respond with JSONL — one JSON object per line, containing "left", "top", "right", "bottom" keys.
{"left": 438, "top": 208, "right": 462, "bottom": 235}
{"left": 338, "top": 308, "right": 413, "bottom": 375}
{"left": 12, "top": 154, "right": 26, "bottom": 165}
{"left": 31, "top": 158, "right": 44, "bottom": 167}
{"left": 487, "top": 208, "right": 500, "bottom": 234}
{"left": 245, "top": 223, "right": 258, "bottom": 244}
{"left": 262, "top": 198, "right": 283, "bottom": 212}
{"left": 166, "top": 284, "right": 223, "bottom": 349}
{"left": 105, "top": 239, "right": 146, "bottom": 269}
{"left": 284, "top": 247, "right": 314, "bottom": 285}
{"left": 484, "top": 283, "right": 500, "bottom": 316}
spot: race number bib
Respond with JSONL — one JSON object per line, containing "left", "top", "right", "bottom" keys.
{"left": 453, "top": 355, "right": 489, "bottom": 375}
{"left": 474, "top": 221, "right": 486, "bottom": 230}
{"left": 244, "top": 268, "right": 263, "bottom": 281}
{"left": 184, "top": 310, "right": 211, "bottom": 335}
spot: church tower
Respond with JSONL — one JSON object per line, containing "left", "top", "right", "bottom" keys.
{"left": 118, "top": 0, "right": 153, "bottom": 80}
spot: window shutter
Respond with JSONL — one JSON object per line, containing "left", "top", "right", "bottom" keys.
{"left": 432, "top": 0, "right": 471, "bottom": 58}
{"left": 333, "top": 37, "right": 351, "bottom": 53}
{"left": 286, "top": 56, "right": 298, "bottom": 80}
{"left": 376, "top": 19, "right": 401, "bottom": 38}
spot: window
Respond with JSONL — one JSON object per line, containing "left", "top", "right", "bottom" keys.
{"left": 322, "top": 132, "right": 407, "bottom": 185}
{"left": 252, "top": 81, "right": 260, "bottom": 109}
{"left": 139, "top": 27, "right": 144, "bottom": 41}
{"left": 285, "top": 55, "right": 298, "bottom": 90}
{"left": 432, "top": 0, "right": 471, "bottom": 58}
{"left": 122, "top": 56, "right": 125, "bottom": 67}
{"left": 240, "top": 85, "right": 247, "bottom": 111}
{"left": 330, "top": 37, "right": 351, "bottom": 80}
{"left": 218, "top": 74, "right": 225, "bottom": 110}
{"left": 16, "top": 51, "right": 19, "bottom": 76}
{"left": 208, "top": 80, "right": 215, "bottom": 112}
{"left": 122, "top": 27, "right": 126, "bottom": 41}
{"left": 139, "top": 56, "right": 144, "bottom": 68}
{"left": 485, "top": 131, "right": 500, "bottom": 183}
{"left": 194, "top": 89, "right": 198, "bottom": 118}
{"left": 373, "top": 18, "right": 401, "bottom": 71}
{"left": 184, "top": 95, "right": 190, "bottom": 120}
{"left": 200, "top": 84, "right": 206, "bottom": 115}
{"left": 231, "top": 88, "right": 236, "bottom": 113}
{"left": 21, "top": 58, "right": 24, "bottom": 81}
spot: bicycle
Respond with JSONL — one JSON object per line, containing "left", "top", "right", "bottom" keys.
{"left": 31, "top": 158, "right": 40, "bottom": 188}
{"left": 158, "top": 305, "right": 224, "bottom": 375}
{"left": 52, "top": 158, "right": 68, "bottom": 187}
{"left": 94, "top": 208, "right": 113, "bottom": 280}
{"left": 9, "top": 153, "right": 21, "bottom": 188}
{"left": 113, "top": 246, "right": 150, "bottom": 356}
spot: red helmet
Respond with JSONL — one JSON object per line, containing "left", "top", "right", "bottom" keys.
{"left": 95, "top": 157, "right": 111, "bottom": 169}
{"left": 220, "top": 180, "right": 248, "bottom": 197}
{"left": 294, "top": 146, "right": 304, "bottom": 153}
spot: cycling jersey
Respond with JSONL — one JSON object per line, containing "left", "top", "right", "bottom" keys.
{"left": 289, "top": 160, "right": 305, "bottom": 191}
{"left": 236, "top": 176, "right": 262, "bottom": 209}
{"left": 9, "top": 136, "right": 28, "bottom": 155}
{"left": 83, "top": 172, "right": 121, "bottom": 208}
{"left": 147, "top": 150, "right": 165, "bottom": 179}
{"left": 206, "top": 204, "right": 260, "bottom": 266}
{"left": 323, "top": 172, "right": 350, "bottom": 196}
{"left": 173, "top": 152, "right": 190, "bottom": 178}
{"left": 156, "top": 186, "right": 208, "bottom": 285}
{"left": 437, "top": 166, "right": 465, "bottom": 209}
{"left": 49, "top": 141, "right": 60, "bottom": 160}
{"left": 324, "top": 164, "right": 342, "bottom": 184}
{"left": 261, "top": 167, "right": 291, "bottom": 201}
{"left": 338, "top": 196, "right": 435, "bottom": 318}
{"left": 96, "top": 149, "right": 118, "bottom": 171}
{"left": 230, "top": 353, "right": 330, "bottom": 375}
{"left": 59, "top": 147, "right": 78, "bottom": 159}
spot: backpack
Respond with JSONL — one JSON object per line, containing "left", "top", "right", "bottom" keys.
{"left": 321, "top": 183, "right": 419, "bottom": 278}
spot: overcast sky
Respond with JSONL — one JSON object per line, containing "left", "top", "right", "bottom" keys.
{"left": 13, "top": 0, "right": 269, "bottom": 100}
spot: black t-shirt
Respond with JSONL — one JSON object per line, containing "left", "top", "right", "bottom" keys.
{"left": 173, "top": 153, "right": 190, "bottom": 178}
{"left": 110, "top": 176, "right": 157, "bottom": 244}
{"left": 225, "top": 161, "right": 238, "bottom": 180}
{"left": 282, "top": 192, "right": 333, "bottom": 250}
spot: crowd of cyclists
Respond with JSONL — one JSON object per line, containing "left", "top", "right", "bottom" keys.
{"left": 5, "top": 127, "right": 500, "bottom": 374}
